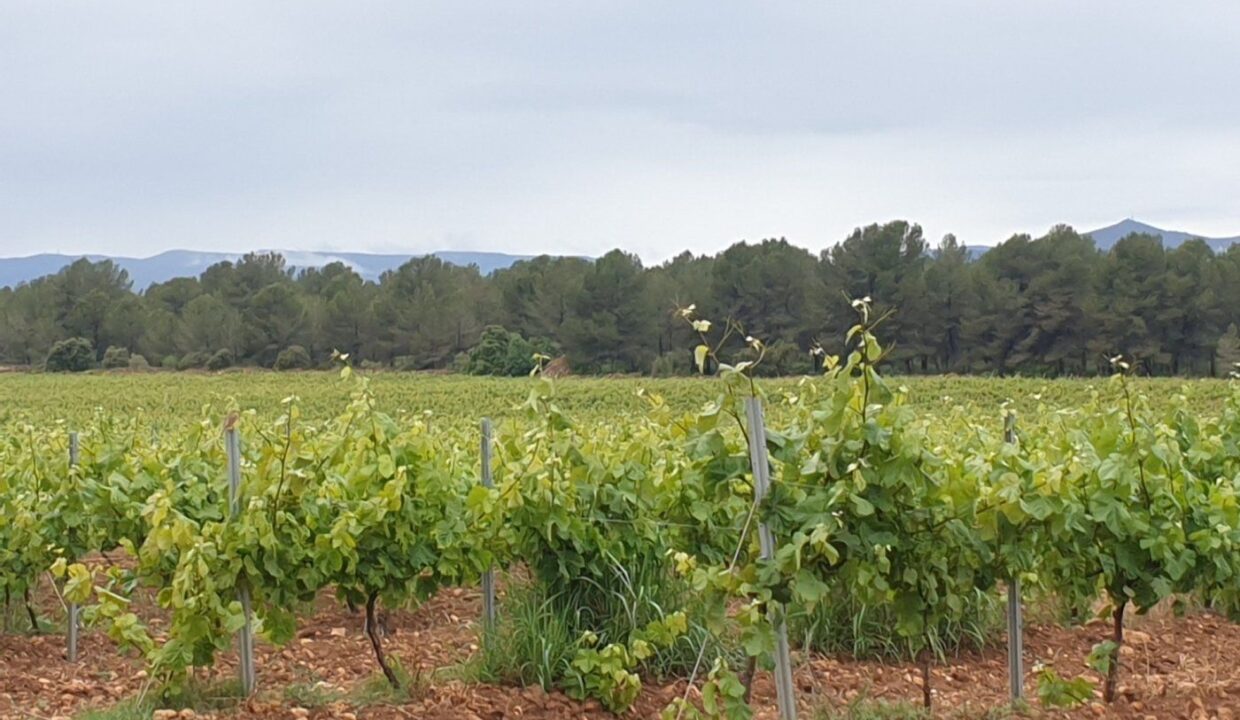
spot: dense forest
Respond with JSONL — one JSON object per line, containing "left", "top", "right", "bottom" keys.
{"left": 2, "top": 221, "right": 1238, "bottom": 377}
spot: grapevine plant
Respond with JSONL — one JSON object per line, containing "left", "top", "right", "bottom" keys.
{"left": 0, "top": 425, "right": 63, "bottom": 632}
{"left": 308, "top": 363, "right": 493, "bottom": 686}
{"left": 1041, "top": 361, "right": 1240, "bottom": 701}
{"left": 61, "top": 362, "right": 495, "bottom": 693}
{"left": 483, "top": 373, "right": 701, "bottom": 711}
{"left": 708, "top": 301, "right": 1005, "bottom": 709}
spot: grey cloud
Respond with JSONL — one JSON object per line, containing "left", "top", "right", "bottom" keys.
{"left": 2, "top": 1, "right": 1239, "bottom": 260}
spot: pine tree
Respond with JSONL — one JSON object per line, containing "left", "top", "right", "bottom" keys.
{"left": 1217, "top": 323, "right": 1240, "bottom": 377}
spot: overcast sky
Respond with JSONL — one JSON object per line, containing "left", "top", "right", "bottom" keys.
{"left": 3, "top": 2, "right": 1239, "bottom": 262}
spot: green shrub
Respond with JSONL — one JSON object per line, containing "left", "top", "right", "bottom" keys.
{"left": 128, "top": 354, "right": 150, "bottom": 370}
{"left": 206, "top": 349, "right": 234, "bottom": 371}
{"left": 467, "top": 326, "right": 555, "bottom": 376}
{"left": 161, "top": 354, "right": 180, "bottom": 369}
{"left": 650, "top": 353, "right": 683, "bottom": 377}
{"left": 44, "top": 337, "right": 95, "bottom": 372}
{"left": 101, "top": 346, "right": 131, "bottom": 369}
{"left": 178, "top": 351, "right": 210, "bottom": 370}
{"left": 393, "top": 355, "right": 421, "bottom": 372}
{"left": 273, "top": 345, "right": 312, "bottom": 371}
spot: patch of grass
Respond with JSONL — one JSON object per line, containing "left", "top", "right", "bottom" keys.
{"left": 970, "top": 702, "right": 1031, "bottom": 719}
{"left": 476, "top": 580, "right": 579, "bottom": 690}
{"left": 814, "top": 697, "right": 1030, "bottom": 720}
{"left": 282, "top": 680, "right": 344, "bottom": 708}
{"left": 73, "top": 698, "right": 155, "bottom": 720}
{"left": 81, "top": 674, "right": 378, "bottom": 720}
{"left": 590, "top": 552, "right": 739, "bottom": 679}
{"left": 814, "top": 697, "right": 930, "bottom": 720}
{"left": 76, "top": 676, "right": 253, "bottom": 720}
{"left": 348, "top": 658, "right": 426, "bottom": 706}
{"left": 1, "top": 603, "right": 56, "bottom": 635}
{"left": 157, "top": 677, "right": 245, "bottom": 711}
{"left": 791, "top": 586, "right": 1003, "bottom": 662}
{"left": 433, "top": 654, "right": 485, "bottom": 684}
{"left": 477, "top": 555, "right": 738, "bottom": 692}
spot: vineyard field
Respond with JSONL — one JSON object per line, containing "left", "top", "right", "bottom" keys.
{"left": 1, "top": 370, "right": 1235, "bottom": 426}
{"left": 3, "top": 342, "right": 1240, "bottom": 720}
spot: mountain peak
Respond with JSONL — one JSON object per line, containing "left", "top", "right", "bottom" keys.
{"left": 1110, "top": 218, "right": 1162, "bottom": 233}
{"left": 1085, "top": 219, "right": 1239, "bottom": 252}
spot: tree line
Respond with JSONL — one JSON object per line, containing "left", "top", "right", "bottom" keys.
{"left": 2, "top": 221, "right": 1238, "bottom": 376}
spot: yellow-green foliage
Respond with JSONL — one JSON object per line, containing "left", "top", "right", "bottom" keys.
{"left": 0, "top": 371, "right": 1233, "bottom": 429}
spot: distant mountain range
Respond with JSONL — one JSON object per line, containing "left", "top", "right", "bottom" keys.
{"left": 1, "top": 219, "right": 1237, "bottom": 290}
{"left": 1082, "top": 219, "right": 1239, "bottom": 252}
{"left": 963, "top": 219, "right": 1240, "bottom": 259}
{"left": 0, "top": 249, "right": 538, "bottom": 290}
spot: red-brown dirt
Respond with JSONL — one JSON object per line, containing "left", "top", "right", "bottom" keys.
{"left": 2, "top": 581, "right": 1239, "bottom": 720}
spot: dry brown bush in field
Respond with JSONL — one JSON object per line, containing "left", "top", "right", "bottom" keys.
{"left": 542, "top": 355, "right": 571, "bottom": 378}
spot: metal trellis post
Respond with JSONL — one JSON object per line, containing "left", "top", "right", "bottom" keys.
{"left": 225, "top": 426, "right": 257, "bottom": 695}
{"left": 1004, "top": 412, "right": 1024, "bottom": 702}
{"left": 745, "top": 397, "right": 797, "bottom": 720}
{"left": 67, "top": 431, "right": 80, "bottom": 662}
{"left": 480, "top": 418, "right": 497, "bottom": 630}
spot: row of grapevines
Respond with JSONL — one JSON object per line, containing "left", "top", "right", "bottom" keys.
{"left": 3, "top": 314, "right": 1239, "bottom": 715}
{"left": 676, "top": 301, "right": 1240, "bottom": 713}
{"left": 14, "top": 367, "right": 494, "bottom": 695}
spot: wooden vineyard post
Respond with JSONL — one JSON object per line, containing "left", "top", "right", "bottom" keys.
{"left": 1004, "top": 412, "right": 1024, "bottom": 702}
{"left": 744, "top": 397, "right": 798, "bottom": 720}
{"left": 224, "top": 424, "right": 257, "bottom": 695}
{"left": 67, "top": 431, "right": 80, "bottom": 662}
{"left": 480, "top": 418, "right": 497, "bottom": 630}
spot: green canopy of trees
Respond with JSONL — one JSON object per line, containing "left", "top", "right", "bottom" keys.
{"left": 2, "top": 225, "right": 1238, "bottom": 377}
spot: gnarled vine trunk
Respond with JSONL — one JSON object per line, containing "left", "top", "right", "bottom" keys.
{"left": 740, "top": 655, "right": 757, "bottom": 703}
{"left": 366, "top": 591, "right": 400, "bottom": 688}
{"left": 920, "top": 648, "right": 933, "bottom": 709}
{"left": 24, "top": 589, "right": 38, "bottom": 634}
{"left": 1104, "top": 601, "right": 1125, "bottom": 702}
